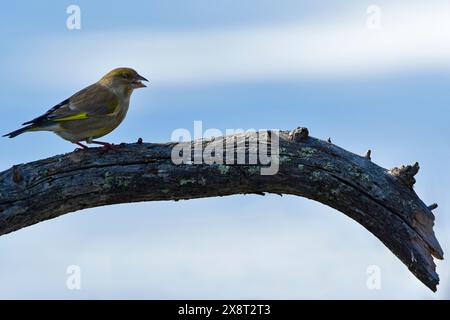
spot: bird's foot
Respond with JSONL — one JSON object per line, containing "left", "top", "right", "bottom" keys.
{"left": 91, "top": 141, "right": 119, "bottom": 152}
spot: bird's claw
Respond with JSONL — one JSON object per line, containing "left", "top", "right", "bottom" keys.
{"left": 92, "top": 142, "right": 120, "bottom": 154}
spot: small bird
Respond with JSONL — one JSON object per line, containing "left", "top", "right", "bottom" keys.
{"left": 3, "top": 67, "right": 148, "bottom": 149}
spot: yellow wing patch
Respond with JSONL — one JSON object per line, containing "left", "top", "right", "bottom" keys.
{"left": 53, "top": 112, "right": 89, "bottom": 122}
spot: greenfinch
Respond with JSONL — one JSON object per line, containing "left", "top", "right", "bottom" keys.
{"left": 3, "top": 67, "right": 148, "bottom": 149}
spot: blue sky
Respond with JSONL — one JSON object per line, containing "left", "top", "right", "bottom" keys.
{"left": 0, "top": 0, "right": 449, "bottom": 299}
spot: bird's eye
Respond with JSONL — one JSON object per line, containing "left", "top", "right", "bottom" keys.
{"left": 122, "top": 73, "right": 129, "bottom": 79}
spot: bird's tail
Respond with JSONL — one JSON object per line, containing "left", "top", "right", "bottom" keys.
{"left": 3, "top": 124, "right": 37, "bottom": 138}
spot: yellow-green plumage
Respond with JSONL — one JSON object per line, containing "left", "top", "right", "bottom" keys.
{"left": 3, "top": 67, "right": 148, "bottom": 145}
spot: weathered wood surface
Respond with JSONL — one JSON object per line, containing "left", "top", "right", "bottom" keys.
{"left": 0, "top": 128, "right": 443, "bottom": 291}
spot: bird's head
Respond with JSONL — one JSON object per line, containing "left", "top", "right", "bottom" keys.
{"left": 99, "top": 68, "right": 149, "bottom": 92}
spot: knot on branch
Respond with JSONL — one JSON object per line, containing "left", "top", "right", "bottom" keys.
{"left": 428, "top": 203, "right": 438, "bottom": 211}
{"left": 389, "top": 162, "right": 419, "bottom": 189}
{"left": 289, "top": 127, "right": 309, "bottom": 142}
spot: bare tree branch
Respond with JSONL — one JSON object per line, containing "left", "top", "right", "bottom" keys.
{"left": 0, "top": 128, "right": 443, "bottom": 291}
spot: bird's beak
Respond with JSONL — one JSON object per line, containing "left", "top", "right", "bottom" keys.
{"left": 131, "top": 74, "right": 149, "bottom": 88}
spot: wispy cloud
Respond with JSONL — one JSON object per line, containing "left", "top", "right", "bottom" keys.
{"left": 12, "top": 2, "right": 450, "bottom": 89}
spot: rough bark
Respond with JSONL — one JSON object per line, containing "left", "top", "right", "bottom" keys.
{"left": 0, "top": 128, "right": 443, "bottom": 291}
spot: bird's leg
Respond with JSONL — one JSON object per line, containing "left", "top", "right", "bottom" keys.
{"left": 74, "top": 141, "right": 89, "bottom": 149}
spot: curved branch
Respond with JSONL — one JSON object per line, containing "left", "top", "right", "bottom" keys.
{"left": 0, "top": 128, "right": 443, "bottom": 291}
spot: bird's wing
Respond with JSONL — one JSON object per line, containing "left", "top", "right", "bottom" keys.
{"left": 23, "top": 84, "right": 120, "bottom": 125}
